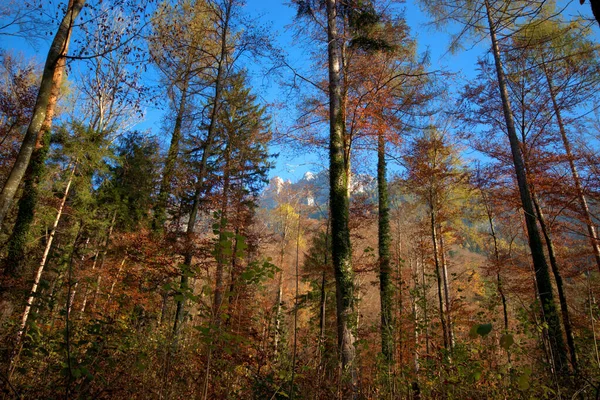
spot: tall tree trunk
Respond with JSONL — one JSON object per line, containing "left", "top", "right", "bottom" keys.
{"left": 531, "top": 192, "right": 578, "bottom": 372}
{"left": 90, "top": 210, "right": 117, "bottom": 312}
{"left": 152, "top": 78, "right": 189, "bottom": 232}
{"left": 430, "top": 207, "right": 448, "bottom": 351}
{"left": 319, "top": 223, "right": 330, "bottom": 351}
{"left": 225, "top": 224, "right": 241, "bottom": 326}
{"left": 0, "top": 0, "right": 85, "bottom": 227}
{"left": 326, "top": 0, "right": 356, "bottom": 391}
{"left": 106, "top": 256, "right": 127, "bottom": 310}
{"left": 377, "top": 131, "right": 393, "bottom": 363}
{"left": 67, "top": 237, "right": 89, "bottom": 315}
{"left": 482, "top": 194, "right": 509, "bottom": 332}
{"left": 78, "top": 249, "right": 99, "bottom": 318}
{"left": 213, "top": 148, "right": 231, "bottom": 323}
{"left": 395, "top": 221, "right": 404, "bottom": 367}
{"left": 289, "top": 212, "right": 301, "bottom": 400}
{"left": 438, "top": 225, "right": 454, "bottom": 351}
{"left": 420, "top": 250, "right": 430, "bottom": 356}
{"left": 586, "top": 270, "right": 600, "bottom": 370}
{"left": 172, "top": 0, "right": 232, "bottom": 340}
{"left": 484, "top": 0, "right": 567, "bottom": 373}
{"left": 541, "top": 59, "right": 600, "bottom": 274}
{"left": 10, "top": 164, "right": 75, "bottom": 371}
{"left": 317, "top": 222, "right": 330, "bottom": 400}
{"left": 410, "top": 257, "right": 420, "bottom": 372}
{"left": 3, "top": 0, "right": 75, "bottom": 276}
{"left": 273, "top": 242, "right": 286, "bottom": 357}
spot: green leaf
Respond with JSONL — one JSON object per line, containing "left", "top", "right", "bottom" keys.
{"left": 518, "top": 367, "right": 532, "bottom": 390}
{"left": 500, "top": 334, "right": 514, "bottom": 350}
{"left": 476, "top": 323, "right": 492, "bottom": 336}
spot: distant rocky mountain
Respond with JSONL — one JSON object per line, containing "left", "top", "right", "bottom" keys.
{"left": 260, "top": 170, "right": 377, "bottom": 211}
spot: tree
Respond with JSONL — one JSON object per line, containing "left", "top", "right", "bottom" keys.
{"left": 3, "top": 0, "right": 146, "bottom": 276}
{"left": 421, "top": 0, "right": 568, "bottom": 374}
{"left": 513, "top": 16, "right": 600, "bottom": 274}
{"left": 0, "top": 52, "right": 38, "bottom": 184}
{"left": 405, "top": 126, "right": 467, "bottom": 352}
{"left": 0, "top": 0, "right": 84, "bottom": 228}
{"left": 108, "top": 131, "right": 160, "bottom": 231}
{"left": 149, "top": 0, "right": 214, "bottom": 232}
{"left": 324, "top": 1, "right": 357, "bottom": 389}
{"left": 171, "top": 0, "right": 235, "bottom": 339}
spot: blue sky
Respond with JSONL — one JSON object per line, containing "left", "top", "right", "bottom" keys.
{"left": 2, "top": 0, "right": 597, "bottom": 183}
{"left": 242, "top": 0, "right": 486, "bottom": 182}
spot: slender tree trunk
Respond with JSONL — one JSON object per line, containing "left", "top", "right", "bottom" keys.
{"left": 289, "top": 212, "right": 301, "bottom": 400}
{"left": 541, "top": 60, "right": 600, "bottom": 273}
{"left": 587, "top": 270, "right": 600, "bottom": 370}
{"left": 484, "top": 0, "right": 567, "bottom": 372}
{"left": 420, "top": 252, "right": 430, "bottom": 356}
{"left": 326, "top": 0, "right": 356, "bottom": 391}
{"left": 483, "top": 195, "right": 509, "bottom": 332}
{"left": 273, "top": 246, "right": 285, "bottom": 357}
{"left": 319, "top": 223, "right": 330, "bottom": 350}
{"left": 0, "top": 0, "right": 85, "bottom": 228}
{"left": 531, "top": 192, "right": 578, "bottom": 372}
{"left": 67, "top": 237, "right": 89, "bottom": 315}
{"left": 411, "top": 257, "right": 420, "bottom": 373}
{"left": 90, "top": 210, "right": 117, "bottom": 312}
{"left": 106, "top": 256, "right": 127, "bottom": 308}
{"left": 153, "top": 78, "right": 189, "bottom": 232}
{"left": 377, "top": 131, "right": 393, "bottom": 364}
{"left": 438, "top": 226, "right": 454, "bottom": 351}
{"left": 214, "top": 150, "right": 231, "bottom": 323}
{"left": 64, "top": 222, "right": 83, "bottom": 399}
{"left": 79, "top": 250, "right": 99, "bottom": 318}
{"left": 10, "top": 164, "right": 75, "bottom": 371}
{"left": 200, "top": 149, "right": 234, "bottom": 399}
{"left": 396, "top": 251, "right": 403, "bottom": 382}
{"left": 430, "top": 207, "right": 448, "bottom": 351}
{"left": 225, "top": 224, "right": 240, "bottom": 325}
{"left": 317, "top": 223, "right": 329, "bottom": 400}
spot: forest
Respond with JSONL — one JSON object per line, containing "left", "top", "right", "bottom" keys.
{"left": 0, "top": 0, "right": 600, "bottom": 398}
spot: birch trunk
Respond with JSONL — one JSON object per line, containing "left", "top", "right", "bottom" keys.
{"left": 12, "top": 164, "right": 76, "bottom": 365}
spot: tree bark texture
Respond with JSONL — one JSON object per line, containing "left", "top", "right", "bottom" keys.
{"left": 326, "top": 0, "right": 356, "bottom": 391}
{"left": 377, "top": 131, "right": 393, "bottom": 363}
